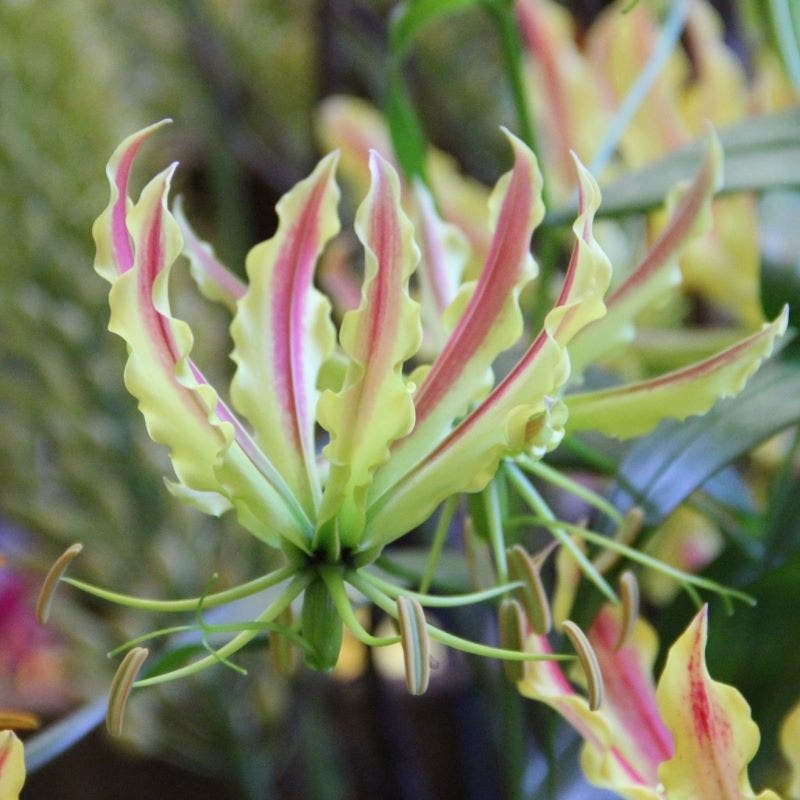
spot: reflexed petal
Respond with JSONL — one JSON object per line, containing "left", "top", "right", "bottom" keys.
{"left": 0, "top": 730, "right": 25, "bottom": 800}
{"left": 365, "top": 158, "right": 610, "bottom": 548}
{"left": 317, "top": 152, "right": 422, "bottom": 548}
{"left": 173, "top": 196, "right": 246, "bottom": 311}
{"left": 316, "top": 95, "right": 395, "bottom": 199}
{"left": 656, "top": 606, "right": 781, "bottom": 799}
{"left": 516, "top": 0, "right": 609, "bottom": 198}
{"left": 231, "top": 153, "right": 340, "bottom": 514}
{"left": 587, "top": 606, "right": 673, "bottom": 788}
{"left": 564, "top": 308, "right": 788, "bottom": 439}
{"left": 411, "top": 180, "right": 470, "bottom": 356}
{"left": 570, "top": 132, "right": 722, "bottom": 373}
{"left": 368, "top": 132, "right": 543, "bottom": 510}
{"left": 518, "top": 632, "right": 660, "bottom": 800}
{"left": 93, "top": 130, "right": 311, "bottom": 550}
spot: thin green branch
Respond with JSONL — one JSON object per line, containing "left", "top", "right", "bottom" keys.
{"left": 515, "top": 455, "right": 623, "bottom": 525}
{"left": 484, "top": 479, "right": 509, "bottom": 583}
{"left": 360, "top": 568, "right": 523, "bottom": 608}
{"left": 419, "top": 496, "right": 458, "bottom": 593}
{"left": 524, "top": 515, "right": 755, "bottom": 607}
{"left": 133, "top": 574, "right": 313, "bottom": 688}
{"left": 319, "top": 566, "right": 400, "bottom": 647}
{"left": 63, "top": 563, "right": 297, "bottom": 613}
{"left": 349, "top": 572, "right": 572, "bottom": 663}
{"left": 504, "top": 462, "right": 618, "bottom": 603}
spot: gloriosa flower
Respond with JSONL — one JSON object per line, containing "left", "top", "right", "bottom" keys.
{"left": 69, "top": 117, "right": 785, "bottom": 729}
{"left": 518, "top": 604, "right": 792, "bottom": 799}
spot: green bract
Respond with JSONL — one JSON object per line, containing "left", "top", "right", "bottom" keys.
{"left": 88, "top": 121, "right": 785, "bottom": 692}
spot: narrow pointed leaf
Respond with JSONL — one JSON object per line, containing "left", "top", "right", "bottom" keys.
{"left": 366, "top": 159, "right": 610, "bottom": 548}
{"left": 173, "top": 196, "right": 245, "bottom": 311}
{"left": 317, "top": 152, "right": 422, "bottom": 546}
{"left": 656, "top": 606, "right": 781, "bottom": 799}
{"left": 565, "top": 308, "right": 788, "bottom": 438}
{"left": 369, "top": 132, "right": 543, "bottom": 509}
{"left": 231, "top": 153, "right": 340, "bottom": 513}
{"left": 570, "top": 132, "right": 722, "bottom": 373}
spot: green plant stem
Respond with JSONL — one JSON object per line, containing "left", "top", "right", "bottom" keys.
{"left": 348, "top": 572, "right": 572, "bottom": 663}
{"left": 63, "top": 563, "right": 297, "bottom": 613}
{"left": 419, "top": 495, "right": 458, "bottom": 593}
{"left": 134, "top": 574, "right": 313, "bottom": 688}
{"left": 516, "top": 455, "right": 622, "bottom": 524}
{"left": 360, "top": 568, "right": 522, "bottom": 607}
{"left": 319, "top": 566, "right": 400, "bottom": 647}
{"left": 523, "top": 515, "right": 755, "bottom": 607}
{"left": 482, "top": 0, "right": 536, "bottom": 154}
{"left": 504, "top": 462, "right": 617, "bottom": 603}
{"left": 484, "top": 479, "right": 509, "bottom": 582}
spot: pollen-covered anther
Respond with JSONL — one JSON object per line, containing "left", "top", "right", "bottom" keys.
{"left": 107, "top": 647, "right": 149, "bottom": 737}
{"left": 506, "top": 544, "right": 552, "bottom": 634}
{"left": 615, "top": 570, "right": 640, "bottom": 651}
{"left": 396, "top": 595, "right": 430, "bottom": 695}
{"left": 498, "top": 599, "right": 527, "bottom": 682}
{"left": 593, "top": 506, "right": 644, "bottom": 574}
{"left": 0, "top": 710, "right": 40, "bottom": 731}
{"left": 562, "top": 619, "right": 603, "bottom": 711}
{"left": 36, "top": 542, "right": 84, "bottom": 624}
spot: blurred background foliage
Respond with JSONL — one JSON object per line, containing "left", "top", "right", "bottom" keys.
{"left": 1, "top": 1, "right": 799, "bottom": 798}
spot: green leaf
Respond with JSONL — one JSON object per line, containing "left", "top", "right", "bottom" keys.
{"left": 609, "top": 358, "right": 800, "bottom": 524}
{"left": 384, "top": 64, "right": 428, "bottom": 182}
{"left": 546, "top": 110, "right": 800, "bottom": 226}
{"left": 389, "top": 0, "right": 483, "bottom": 58}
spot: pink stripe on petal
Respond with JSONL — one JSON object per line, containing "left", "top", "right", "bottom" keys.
{"left": 609, "top": 142, "right": 717, "bottom": 307}
{"left": 270, "top": 173, "right": 331, "bottom": 457}
{"left": 413, "top": 143, "right": 536, "bottom": 425}
{"left": 590, "top": 608, "right": 673, "bottom": 783}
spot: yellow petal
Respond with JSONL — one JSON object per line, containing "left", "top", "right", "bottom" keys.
{"left": 656, "top": 606, "right": 781, "bottom": 799}
{"left": 0, "top": 731, "right": 25, "bottom": 800}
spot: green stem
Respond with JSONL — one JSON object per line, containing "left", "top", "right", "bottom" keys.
{"left": 525, "top": 515, "right": 754, "bottom": 607}
{"left": 134, "top": 574, "right": 313, "bottom": 688}
{"left": 319, "top": 566, "right": 400, "bottom": 647}
{"left": 349, "top": 572, "right": 572, "bottom": 663}
{"left": 360, "top": 569, "right": 523, "bottom": 608}
{"left": 63, "top": 564, "right": 297, "bottom": 613}
{"left": 419, "top": 496, "right": 458, "bottom": 593}
{"left": 516, "top": 455, "right": 622, "bottom": 525}
{"left": 504, "top": 462, "right": 618, "bottom": 603}
{"left": 482, "top": 0, "right": 536, "bottom": 153}
{"left": 109, "top": 619, "right": 308, "bottom": 658}
{"left": 484, "top": 479, "right": 509, "bottom": 583}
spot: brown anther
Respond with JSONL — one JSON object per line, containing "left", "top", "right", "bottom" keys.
{"left": 36, "top": 543, "right": 83, "bottom": 624}
{"left": 498, "top": 599, "right": 526, "bottom": 683}
{"left": 0, "top": 710, "right": 40, "bottom": 731}
{"left": 562, "top": 620, "right": 603, "bottom": 711}
{"left": 106, "top": 647, "right": 149, "bottom": 737}
{"left": 506, "top": 545, "right": 552, "bottom": 635}
{"left": 396, "top": 596, "right": 430, "bottom": 696}
{"left": 615, "top": 570, "right": 640, "bottom": 651}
